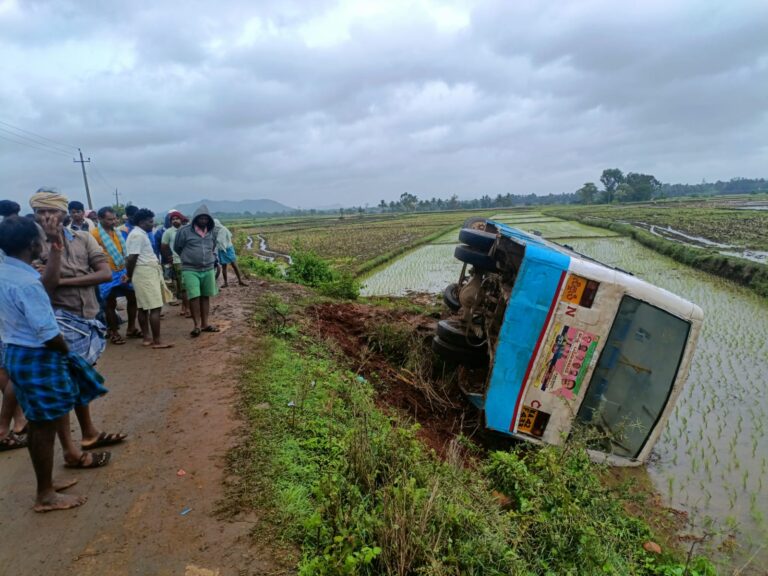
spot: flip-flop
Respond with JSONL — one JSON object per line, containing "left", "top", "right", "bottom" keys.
{"left": 190, "top": 327, "right": 201, "bottom": 338}
{"left": 0, "top": 432, "right": 28, "bottom": 452}
{"left": 64, "top": 451, "right": 111, "bottom": 468}
{"left": 201, "top": 325, "right": 220, "bottom": 333}
{"left": 126, "top": 329, "right": 144, "bottom": 339}
{"left": 152, "top": 343, "right": 174, "bottom": 349}
{"left": 81, "top": 431, "right": 126, "bottom": 450}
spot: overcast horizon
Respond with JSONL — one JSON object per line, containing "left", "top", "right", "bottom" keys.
{"left": 1, "top": 0, "right": 767, "bottom": 212}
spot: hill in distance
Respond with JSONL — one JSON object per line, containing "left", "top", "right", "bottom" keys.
{"left": 172, "top": 198, "right": 294, "bottom": 215}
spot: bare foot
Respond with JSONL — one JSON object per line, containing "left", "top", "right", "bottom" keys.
{"left": 34, "top": 491, "right": 87, "bottom": 513}
{"left": 53, "top": 478, "right": 79, "bottom": 492}
{"left": 238, "top": 281, "right": 248, "bottom": 286}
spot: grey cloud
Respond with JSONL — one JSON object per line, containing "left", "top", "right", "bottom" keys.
{"left": 1, "top": 0, "right": 767, "bottom": 210}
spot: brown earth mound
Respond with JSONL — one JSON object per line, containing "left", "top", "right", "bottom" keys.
{"left": 304, "top": 302, "right": 483, "bottom": 456}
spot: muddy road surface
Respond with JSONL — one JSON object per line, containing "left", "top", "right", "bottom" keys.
{"left": 0, "top": 285, "right": 278, "bottom": 576}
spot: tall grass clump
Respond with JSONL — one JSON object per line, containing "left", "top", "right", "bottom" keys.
{"left": 287, "top": 243, "right": 361, "bottom": 299}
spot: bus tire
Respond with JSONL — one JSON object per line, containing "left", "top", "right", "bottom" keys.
{"left": 454, "top": 244, "right": 496, "bottom": 271}
{"left": 462, "top": 217, "right": 488, "bottom": 231}
{"left": 431, "top": 335, "right": 488, "bottom": 368}
{"left": 437, "top": 319, "right": 486, "bottom": 349}
{"left": 443, "top": 283, "right": 461, "bottom": 311}
{"left": 458, "top": 228, "right": 497, "bottom": 252}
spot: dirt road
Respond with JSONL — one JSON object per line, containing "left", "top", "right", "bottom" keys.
{"left": 0, "top": 285, "right": 275, "bottom": 576}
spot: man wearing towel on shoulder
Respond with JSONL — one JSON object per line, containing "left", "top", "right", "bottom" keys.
{"left": 125, "top": 208, "right": 173, "bottom": 349}
{"left": 30, "top": 189, "right": 127, "bottom": 460}
{"left": 91, "top": 206, "right": 140, "bottom": 344}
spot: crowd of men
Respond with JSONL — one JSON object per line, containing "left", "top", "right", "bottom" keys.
{"left": 0, "top": 189, "right": 245, "bottom": 512}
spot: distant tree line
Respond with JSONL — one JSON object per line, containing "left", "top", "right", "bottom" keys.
{"left": 660, "top": 177, "right": 768, "bottom": 198}
{"left": 216, "top": 172, "right": 767, "bottom": 220}
{"left": 576, "top": 170, "right": 767, "bottom": 205}
{"left": 372, "top": 191, "right": 577, "bottom": 213}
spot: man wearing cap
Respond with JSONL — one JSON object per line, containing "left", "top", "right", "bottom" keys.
{"left": 30, "top": 189, "right": 127, "bottom": 463}
{"left": 67, "top": 200, "right": 94, "bottom": 232}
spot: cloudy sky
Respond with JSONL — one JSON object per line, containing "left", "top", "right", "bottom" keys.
{"left": 1, "top": 0, "right": 766, "bottom": 211}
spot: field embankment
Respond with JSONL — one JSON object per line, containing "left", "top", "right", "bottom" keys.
{"left": 544, "top": 204, "right": 768, "bottom": 298}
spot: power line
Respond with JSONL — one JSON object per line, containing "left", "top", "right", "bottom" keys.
{"left": 0, "top": 119, "right": 78, "bottom": 153}
{"left": 0, "top": 132, "right": 72, "bottom": 158}
{"left": 0, "top": 125, "right": 75, "bottom": 156}
{"left": 90, "top": 162, "right": 115, "bottom": 190}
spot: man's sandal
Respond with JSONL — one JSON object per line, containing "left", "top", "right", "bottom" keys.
{"left": 201, "top": 325, "right": 220, "bottom": 333}
{"left": 110, "top": 333, "right": 127, "bottom": 345}
{"left": 126, "top": 329, "right": 143, "bottom": 339}
{"left": 0, "top": 432, "right": 28, "bottom": 452}
{"left": 65, "top": 451, "right": 111, "bottom": 469}
{"left": 81, "top": 431, "right": 127, "bottom": 450}
{"left": 190, "top": 327, "right": 201, "bottom": 337}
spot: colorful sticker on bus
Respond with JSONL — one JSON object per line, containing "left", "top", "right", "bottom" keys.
{"left": 534, "top": 324, "right": 599, "bottom": 399}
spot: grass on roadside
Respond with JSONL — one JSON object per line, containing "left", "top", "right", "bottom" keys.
{"left": 226, "top": 291, "right": 718, "bottom": 575}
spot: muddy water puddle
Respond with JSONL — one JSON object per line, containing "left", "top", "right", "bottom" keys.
{"left": 364, "top": 215, "right": 768, "bottom": 570}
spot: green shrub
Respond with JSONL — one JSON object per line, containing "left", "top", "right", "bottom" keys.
{"left": 318, "top": 272, "right": 362, "bottom": 300}
{"left": 287, "top": 244, "right": 336, "bottom": 287}
{"left": 287, "top": 243, "right": 360, "bottom": 299}
{"left": 240, "top": 255, "right": 283, "bottom": 278}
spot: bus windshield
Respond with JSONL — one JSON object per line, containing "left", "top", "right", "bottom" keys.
{"left": 575, "top": 296, "right": 691, "bottom": 459}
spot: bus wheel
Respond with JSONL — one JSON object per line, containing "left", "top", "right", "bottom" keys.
{"left": 458, "top": 228, "right": 497, "bottom": 251}
{"left": 462, "top": 217, "right": 487, "bottom": 230}
{"left": 437, "top": 319, "right": 486, "bottom": 349}
{"left": 454, "top": 244, "right": 496, "bottom": 271}
{"left": 443, "top": 283, "right": 461, "bottom": 311}
{"left": 431, "top": 335, "right": 489, "bottom": 368}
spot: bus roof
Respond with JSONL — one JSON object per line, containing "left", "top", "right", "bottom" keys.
{"left": 489, "top": 220, "right": 703, "bottom": 322}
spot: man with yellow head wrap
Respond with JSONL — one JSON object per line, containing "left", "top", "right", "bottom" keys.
{"left": 29, "top": 188, "right": 126, "bottom": 467}
{"left": 29, "top": 190, "right": 69, "bottom": 213}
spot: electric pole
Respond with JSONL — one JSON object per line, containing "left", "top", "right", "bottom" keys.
{"left": 74, "top": 148, "right": 93, "bottom": 210}
{"left": 114, "top": 188, "right": 121, "bottom": 208}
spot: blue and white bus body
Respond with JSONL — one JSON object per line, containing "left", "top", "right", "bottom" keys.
{"left": 481, "top": 221, "right": 703, "bottom": 466}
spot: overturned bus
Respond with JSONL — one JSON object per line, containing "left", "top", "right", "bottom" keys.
{"left": 432, "top": 218, "right": 703, "bottom": 466}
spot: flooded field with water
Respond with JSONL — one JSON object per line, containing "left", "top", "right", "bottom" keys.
{"left": 363, "top": 212, "right": 768, "bottom": 569}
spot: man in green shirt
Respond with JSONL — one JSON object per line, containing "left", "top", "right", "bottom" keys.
{"left": 160, "top": 211, "right": 189, "bottom": 317}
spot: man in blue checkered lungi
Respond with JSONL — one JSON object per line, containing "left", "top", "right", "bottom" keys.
{"left": 0, "top": 216, "right": 110, "bottom": 512}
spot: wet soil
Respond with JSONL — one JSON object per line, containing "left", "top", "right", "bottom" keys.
{"left": 0, "top": 284, "right": 283, "bottom": 576}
